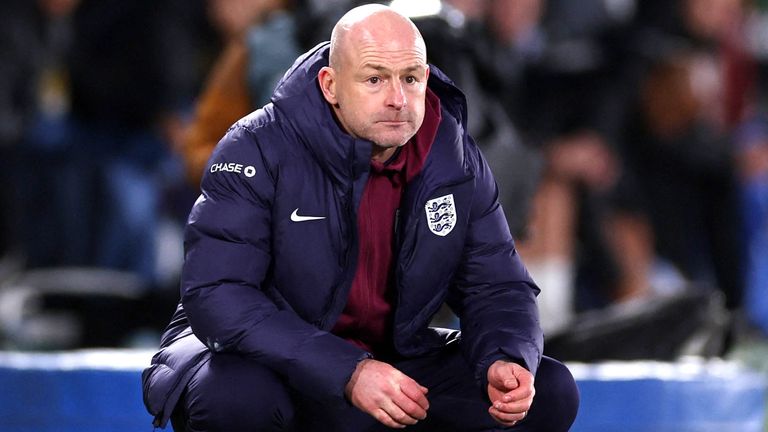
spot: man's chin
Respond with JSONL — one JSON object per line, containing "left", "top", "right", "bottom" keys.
{"left": 370, "top": 131, "right": 416, "bottom": 149}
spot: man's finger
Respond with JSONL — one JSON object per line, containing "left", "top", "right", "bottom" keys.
{"left": 489, "top": 406, "right": 528, "bottom": 424}
{"left": 373, "top": 408, "right": 406, "bottom": 429}
{"left": 400, "top": 381, "right": 430, "bottom": 412}
{"left": 501, "top": 383, "right": 535, "bottom": 403}
{"left": 493, "top": 398, "right": 531, "bottom": 414}
{"left": 392, "top": 394, "right": 428, "bottom": 422}
{"left": 382, "top": 401, "right": 421, "bottom": 426}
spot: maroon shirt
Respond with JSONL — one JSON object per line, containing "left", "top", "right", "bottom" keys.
{"left": 332, "top": 89, "right": 442, "bottom": 357}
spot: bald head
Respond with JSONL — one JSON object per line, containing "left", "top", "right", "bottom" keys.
{"left": 329, "top": 4, "right": 427, "bottom": 71}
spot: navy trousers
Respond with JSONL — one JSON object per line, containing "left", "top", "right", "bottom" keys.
{"left": 171, "top": 344, "right": 579, "bottom": 431}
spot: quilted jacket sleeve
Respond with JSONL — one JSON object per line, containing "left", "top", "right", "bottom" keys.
{"left": 448, "top": 137, "right": 544, "bottom": 381}
{"left": 180, "top": 124, "right": 368, "bottom": 402}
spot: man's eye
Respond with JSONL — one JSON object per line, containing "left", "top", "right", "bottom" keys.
{"left": 405, "top": 76, "right": 416, "bottom": 84}
{"left": 368, "top": 77, "right": 380, "bottom": 84}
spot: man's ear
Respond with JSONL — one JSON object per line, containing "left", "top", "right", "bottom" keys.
{"left": 318, "top": 66, "right": 338, "bottom": 106}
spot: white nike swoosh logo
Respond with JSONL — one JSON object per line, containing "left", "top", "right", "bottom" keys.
{"left": 290, "top": 208, "right": 326, "bottom": 222}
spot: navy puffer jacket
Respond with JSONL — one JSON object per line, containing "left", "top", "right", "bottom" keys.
{"left": 142, "top": 42, "right": 542, "bottom": 428}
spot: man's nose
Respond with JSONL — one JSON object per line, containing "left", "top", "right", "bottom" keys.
{"left": 386, "top": 80, "right": 406, "bottom": 110}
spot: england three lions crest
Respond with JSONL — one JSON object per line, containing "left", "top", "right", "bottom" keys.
{"left": 425, "top": 194, "right": 456, "bottom": 236}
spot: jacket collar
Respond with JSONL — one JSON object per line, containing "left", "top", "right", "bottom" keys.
{"left": 270, "top": 42, "right": 470, "bottom": 186}
{"left": 271, "top": 43, "right": 369, "bottom": 185}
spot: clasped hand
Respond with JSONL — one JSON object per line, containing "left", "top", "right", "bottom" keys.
{"left": 486, "top": 359, "right": 535, "bottom": 427}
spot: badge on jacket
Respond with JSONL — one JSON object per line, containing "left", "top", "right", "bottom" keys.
{"left": 425, "top": 194, "right": 456, "bottom": 236}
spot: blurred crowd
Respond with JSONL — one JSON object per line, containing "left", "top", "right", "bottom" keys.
{"left": 0, "top": 0, "right": 767, "bottom": 351}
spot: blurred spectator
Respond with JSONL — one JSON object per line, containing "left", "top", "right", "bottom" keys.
{"left": 19, "top": 0, "right": 207, "bottom": 287}
{"left": 469, "top": 0, "right": 649, "bottom": 333}
{"left": 181, "top": 0, "right": 301, "bottom": 185}
{"left": 0, "top": 0, "right": 76, "bottom": 267}
{"left": 613, "top": 0, "right": 747, "bottom": 312}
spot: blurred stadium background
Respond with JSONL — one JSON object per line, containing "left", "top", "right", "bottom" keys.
{"left": 1, "top": 0, "right": 767, "bottom": 430}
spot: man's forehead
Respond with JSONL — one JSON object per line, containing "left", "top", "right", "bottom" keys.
{"left": 332, "top": 7, "right": 427, "bottom": 67}
{"left": 345, "top": 27, "right": 426, "bottom": 63}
